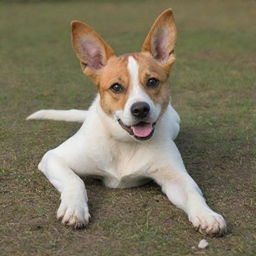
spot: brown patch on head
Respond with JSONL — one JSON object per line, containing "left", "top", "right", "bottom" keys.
{"left": 133, "top": 52, "right": 171, "bottom": 115}
{"left": 98, "top": 51, "right": 172, "bottom": 116}
{"left": 96, "top": 52, "right": 172, "bottom": 117}
{"left": 98, "top": 55, "right": 131, "bottom": 114}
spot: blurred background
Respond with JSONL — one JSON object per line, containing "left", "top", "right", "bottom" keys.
{"left": 0, "top": 1, "right": 255, "bottom": 255}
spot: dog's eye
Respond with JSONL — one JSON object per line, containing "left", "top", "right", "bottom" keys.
{"left": 146, "top": 78, "right": 160, "bottom": 89}
{"left": 109, "top": 83, "right": 124, "bottom": 94}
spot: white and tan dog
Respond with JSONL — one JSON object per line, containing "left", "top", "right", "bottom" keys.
{"left": 27, "top": 9, "right": 226, "bottom": 236}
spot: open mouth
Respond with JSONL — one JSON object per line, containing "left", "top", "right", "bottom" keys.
{"left": 118, "top": 119, "right": 156, "bottom": 141}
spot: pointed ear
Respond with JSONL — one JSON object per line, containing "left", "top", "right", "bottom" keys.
{"left": 141, "top": 9, "right": 177, "bottom": 69}
{"left": 71, "top": 21, "right": 114, "bottom": 76}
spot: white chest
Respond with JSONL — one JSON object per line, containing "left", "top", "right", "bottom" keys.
{"left": 89, "top": 141, "right": 153, "bottom": 188}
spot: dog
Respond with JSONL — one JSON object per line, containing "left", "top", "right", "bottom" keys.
{"left": 27, "top": 9, "right": 227, "bottom": 236}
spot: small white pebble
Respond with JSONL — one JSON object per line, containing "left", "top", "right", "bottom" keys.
{"left": 198, "top": 239, "right": 209, "bottom": 249}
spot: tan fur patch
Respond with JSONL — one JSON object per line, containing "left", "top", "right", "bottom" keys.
{"left": 97, "top": 52, "right": 172, "bottom": 116}
{"left": 134, "top": 52, "right": 171, "bottom": 115}
{"left": 98, "top": 55, "right": 130, "bottom": 114}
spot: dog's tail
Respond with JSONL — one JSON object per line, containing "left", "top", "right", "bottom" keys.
{"left": 26, "top": 109, "right": 87, "bottom": 123}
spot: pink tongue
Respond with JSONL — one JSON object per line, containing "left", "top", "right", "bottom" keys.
{"left": 131, "top": 123, "right": 153, "bottom": 137}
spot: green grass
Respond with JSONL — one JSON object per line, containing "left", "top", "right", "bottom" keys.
{"left": 0, "top": 0, "right": 255, "bottom": 255}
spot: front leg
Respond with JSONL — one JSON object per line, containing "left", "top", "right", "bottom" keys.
{"left": 149, "top": 142, "right": 227, "bottom": 236}
{"left": 38, "top": 150, "right": 90, "bottom": 229}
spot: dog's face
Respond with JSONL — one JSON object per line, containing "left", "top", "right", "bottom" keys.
{"left": 71, "top": 9, "right": 177, "bottom": 141}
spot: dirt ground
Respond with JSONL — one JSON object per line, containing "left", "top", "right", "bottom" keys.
{"left": 0, "top": 0, "right": 255, "bottom": 255}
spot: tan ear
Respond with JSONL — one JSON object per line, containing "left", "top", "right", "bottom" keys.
{"left": 142, "top": 9, "right": 177, "bottom": 68}
{"left": 71, "top": 21, "right": 114, "bottom": 76}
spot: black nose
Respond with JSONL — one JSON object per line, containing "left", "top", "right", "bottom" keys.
{"left": 131, "top": 102, "right": 150, "bottom": 119}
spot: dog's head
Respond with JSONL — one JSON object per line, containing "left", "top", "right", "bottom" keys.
{"left": 71, "top": 9, "right": 176, "bottom": 141}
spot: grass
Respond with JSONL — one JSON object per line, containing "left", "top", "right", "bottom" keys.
{"left": 0, "top": 0, "right": 255, "bottom": 255}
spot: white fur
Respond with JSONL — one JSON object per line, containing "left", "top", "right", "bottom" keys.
{"left": 28, "top": 94, "right": 226, "bottom": 234}
{"left": 27, "top": 59, "right": 226, "bottom": 235}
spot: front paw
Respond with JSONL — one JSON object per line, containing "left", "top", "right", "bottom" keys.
{"left": 189, "top": 209, "right": 227, "bottom": 236}
{"left": 57, "top": 193, "right": 90, "bottom": 229}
